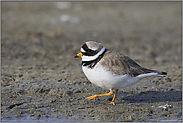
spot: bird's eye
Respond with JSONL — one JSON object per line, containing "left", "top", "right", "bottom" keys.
{"left": 86, "top": 49, "right": 94, "bottom": 53}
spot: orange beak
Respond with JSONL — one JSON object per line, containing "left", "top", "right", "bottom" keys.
{"left": 74, "top": 52, "right": 83, "bottom": 58}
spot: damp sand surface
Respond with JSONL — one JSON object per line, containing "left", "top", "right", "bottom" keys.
{"left": 1, "top": 2, "right": 182, "bottom": 122}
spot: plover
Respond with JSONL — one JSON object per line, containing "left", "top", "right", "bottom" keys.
{"left": 74, "top": 41, "right": 167, "bottom": 105}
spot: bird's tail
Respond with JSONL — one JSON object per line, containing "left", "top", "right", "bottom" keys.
{"left": 137, "top": 67, "right": 167, "bottom": 80}
{"left": 141, "top": 67, "right": 167, "bottom": 75}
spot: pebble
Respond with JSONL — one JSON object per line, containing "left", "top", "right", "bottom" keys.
{"left": 63, "top": 91, "right": 73, "bottom": 97}
{"left": 73, "top": 90, "right": 82, "bottom": 93}
{"left": 50, "top": 99, "right": 56, "bottom": 103}
{"left": 165, "top": 78, "right": 172, "bottom": 82}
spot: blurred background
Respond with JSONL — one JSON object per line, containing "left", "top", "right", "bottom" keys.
{"left": 2, "top": 2, "right": 181, "bottom": 67}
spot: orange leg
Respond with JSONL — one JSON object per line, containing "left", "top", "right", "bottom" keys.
{"left": 106, "top": 89, "right": 118, "bottom": 105}
{"left": 85, "top": 89, "right": 113, "bottom": 100}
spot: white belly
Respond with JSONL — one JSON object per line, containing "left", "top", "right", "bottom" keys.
{"left": 82, "top": 64, "right": 140, "bottom": 90}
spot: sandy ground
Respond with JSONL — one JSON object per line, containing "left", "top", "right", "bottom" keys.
{"left": 1, "top": 2, "right": 182, "bottom": 122}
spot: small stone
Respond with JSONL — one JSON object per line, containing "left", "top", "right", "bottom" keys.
{"left": 108, "top": 97, "right": 113, "bottom": 101}
{"left": 170, "top": 88, "right": 174, "bottom": 91}
{"left": 73, "top": 90, "right": 82, "bottom": 93}
{"left": 19, "top": 75, "right": 23, "bottom": 78}
{"left": 50, "top": 99, "right": 56, "bottom": 103}
{"left": 161, "top": 113, "right": 167, "bottom": 117}
{"left": 36, "top": 114, "right": 41, "bottom": 118}
{"left": 63, "top": 91, "right": 72, "bottom": 96}
{"left": 165, "top": 78, "right": 172, "bottom": 82}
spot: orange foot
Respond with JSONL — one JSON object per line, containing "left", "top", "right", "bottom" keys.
{"left": 85, "top": 89, "right": 113, "bottom": 100}
{"left": 106, "top": 101, "right": 115, "bottom": 105}
{"left": 85, "top": 95, "right": 98, "bottom": 100}
{"left": 85, "top": 89, "right": 118, "bottom": 106}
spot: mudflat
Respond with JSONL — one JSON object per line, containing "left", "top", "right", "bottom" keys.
{"left": 1, "top": 2, "right": 182, "bottom": 122}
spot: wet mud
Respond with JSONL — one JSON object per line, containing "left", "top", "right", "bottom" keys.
{"left": 1, "top": 2, "right": 182, "bottom": 122}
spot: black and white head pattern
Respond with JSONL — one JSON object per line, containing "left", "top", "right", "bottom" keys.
{"left": 80, "top": 41, "right": 106, "bottom": 68}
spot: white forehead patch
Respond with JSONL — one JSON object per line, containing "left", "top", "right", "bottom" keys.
{"left": 81, "top": 48, "right": 85, "bottom": 52}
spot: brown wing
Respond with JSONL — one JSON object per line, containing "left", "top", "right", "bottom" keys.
{"left": 101, "top": 50, "right": 166, "bottom": 77}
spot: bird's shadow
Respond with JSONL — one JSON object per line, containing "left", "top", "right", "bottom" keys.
{"left": 116, "top": 90, "right": 182, "bottom": 104}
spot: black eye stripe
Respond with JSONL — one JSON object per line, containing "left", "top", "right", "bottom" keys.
{"left": 82, "top": 43, "right": 96, "bottom": 52}
{"left": 81, "top": 43, "right": 99, "bottom": 56}
{"left": 82, "top": 50, "right": 97, "bottom": 56}
{"left": 82, "top": 43, "right": 89, "bottom": 51}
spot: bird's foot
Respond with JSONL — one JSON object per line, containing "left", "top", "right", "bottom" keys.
{"left": 105, "top": 101, "right": 115, "bottom": 105}
{"left": 85, "top": 95, "right": 98, "bottom": 100}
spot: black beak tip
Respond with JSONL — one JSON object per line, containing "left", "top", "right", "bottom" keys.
{"left": 74, "top": 55, "right": 78, "bottom": 58}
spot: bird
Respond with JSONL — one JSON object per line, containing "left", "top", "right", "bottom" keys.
{"left": 74, "top": 41, "right": 167, "bottom": 105}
